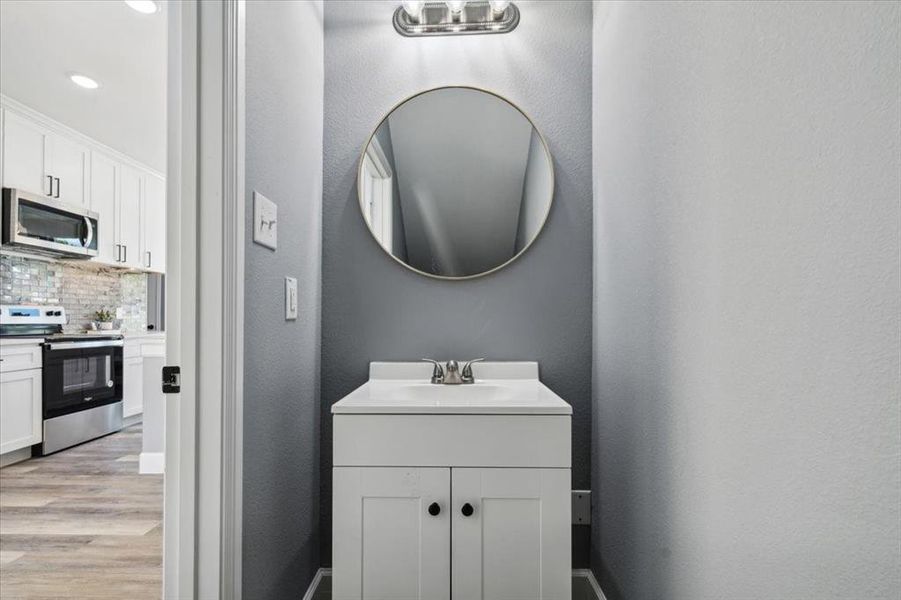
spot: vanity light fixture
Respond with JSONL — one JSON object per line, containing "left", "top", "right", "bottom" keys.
{"left": 394, "top": 0, "right": 519, "bottom": 37}
{"left": 69, "top": 73, "right": 100, "bottom": 89}
{"left": 124, "top": 0, "right": 159, "bottom": 14}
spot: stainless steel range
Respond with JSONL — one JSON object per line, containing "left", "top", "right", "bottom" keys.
{"left": 0, "top": 305, "right": 123, "bottom": 455}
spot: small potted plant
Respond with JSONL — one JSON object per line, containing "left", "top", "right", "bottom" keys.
{"left": 93, "top": 308, "right": 115, "bottom": 331}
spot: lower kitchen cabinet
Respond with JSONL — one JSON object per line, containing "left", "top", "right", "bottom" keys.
{"left": 123, "top": 356, "right": 143, "bottom": 418}
{"left": 0, "top": 368, "right": 42, "bottom": 454}
{"left": 333, "top": 466, "right": 570, "bottom": 600}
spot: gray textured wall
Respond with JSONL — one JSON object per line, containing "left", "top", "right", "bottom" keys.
{"left": 592, "top": 2, "right": 901, "bottom": 599}
{"left": 322, "top": 0, "right": 593, "bottom": 566}
{"left": 243, "top": 1, "right": 323, "bottom": 598}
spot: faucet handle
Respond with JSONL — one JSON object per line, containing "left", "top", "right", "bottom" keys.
{"left": 461, "top": 358, "right": 485, "bottom": 383}
{"left": 422, "top": 358, "right": 444, "bottom": 384}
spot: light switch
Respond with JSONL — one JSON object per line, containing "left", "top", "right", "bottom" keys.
{"left": 253, "top": 191, "right": 277, "bottom": 250}
{"left": 285, "top": 277, "right": 298, "bottom": 320}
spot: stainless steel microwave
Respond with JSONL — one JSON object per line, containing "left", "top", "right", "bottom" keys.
{"left": 2, "top": 187, "right": 99, "bottom": 258}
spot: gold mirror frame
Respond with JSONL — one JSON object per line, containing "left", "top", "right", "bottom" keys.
{"left": 357, "top": 85, "right": 555, "bottom": 281}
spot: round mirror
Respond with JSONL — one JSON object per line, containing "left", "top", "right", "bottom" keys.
{"left": 358, "top": 86, "right": 554, "bottom": 280}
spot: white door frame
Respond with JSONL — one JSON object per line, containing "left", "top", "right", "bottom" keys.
{"left": 165, "top": 1, "right": 245, "bottom": 598}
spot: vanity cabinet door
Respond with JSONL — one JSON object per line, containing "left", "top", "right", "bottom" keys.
{"left": 451, "top": 468, "right": 571, "bottom": 600}
{"left": 333, "top": 467, "right": 450, "bottom": 600}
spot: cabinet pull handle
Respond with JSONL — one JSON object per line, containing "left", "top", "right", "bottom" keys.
{"left": 123, "top": 245, "right": 127, "bottom": 263}
{"left": 146, "top": 251, "right": 151, "bottom": 268}
{"left": 116, "top": 244, "right": 121, "bottom": 262}
{"left": 54, "top": 177, "right": 60, "bottom": 198}
{"left": 427, "top": 502, "right": 441, "bottom": 516}
{"left": 46, "top": 175, "right": 54, "bottom": 197}
{"left": 461, "top": 503, "right": 475, "bottom": 517}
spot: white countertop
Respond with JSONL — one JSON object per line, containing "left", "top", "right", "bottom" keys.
{"left": 332, "top": 361, "right": 572, "bottom": 415}
{"left": 0, "top": 336, "right": 44, "bottom": 347}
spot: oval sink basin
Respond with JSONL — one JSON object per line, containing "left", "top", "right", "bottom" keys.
{"left": 389, "top": 383, "right": 519, "bottom": 406}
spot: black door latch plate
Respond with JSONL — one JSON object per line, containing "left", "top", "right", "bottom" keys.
{"left": 162, "top": 365, "right": 181, "bottom": 394}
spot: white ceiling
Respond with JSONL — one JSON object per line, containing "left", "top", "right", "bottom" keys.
{"left": 0, "top": 0, "right": 167, "bottom": 172}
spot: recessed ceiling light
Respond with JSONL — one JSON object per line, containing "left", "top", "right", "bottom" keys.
{"left": 69, "top": 74, "right": 100, "bottom": 89}
{"left": 124, "top": 0, "right": 159, "bottom": 14}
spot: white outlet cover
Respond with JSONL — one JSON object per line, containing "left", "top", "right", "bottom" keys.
{"left": 285, "top": 277, "right": 298, "bottom": 321}
{"left": 253, "top": 191, "right": 277, "bottom": 250}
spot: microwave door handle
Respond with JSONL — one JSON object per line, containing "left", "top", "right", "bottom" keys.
{"left": 83, "top": 216, "right": 94, "bottom": 250}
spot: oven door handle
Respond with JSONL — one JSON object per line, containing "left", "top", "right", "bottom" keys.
{"left": 45, "top": 340, "right": 124, "bottom": 350}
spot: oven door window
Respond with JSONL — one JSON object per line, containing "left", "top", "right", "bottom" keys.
{"left": 44, "top": 346, "right": 123, "bottom": 419}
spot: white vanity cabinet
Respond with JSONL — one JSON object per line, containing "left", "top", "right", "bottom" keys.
{"left": 0, "top": 339, "right": 43, "bottom": 455}
{"left": 332, "top": 362, "right": 572, "bottom": 600}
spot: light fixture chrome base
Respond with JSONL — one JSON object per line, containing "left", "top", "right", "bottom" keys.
{"left": 394, "top": 1, "right": 520, "bottom": 37}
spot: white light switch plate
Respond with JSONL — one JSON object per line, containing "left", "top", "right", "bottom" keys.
{"left": 253, "top": 191, "right": 277, "bottom": 250}
{"left": 285, "top": 277, "right": 298, "bottom": 320}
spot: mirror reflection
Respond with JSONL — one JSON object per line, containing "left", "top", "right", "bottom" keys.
{"left": 359, "top": 87, "right": 554, "bottom": 279}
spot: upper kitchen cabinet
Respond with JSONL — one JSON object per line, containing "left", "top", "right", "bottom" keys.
{"left": 142, "top": 174, "right": 165, "bottom": 273}
{"left": 90, "top": 152, "right": 120, "bottom": 265}
{"left": 45, "top": 131, "right": 90, "bottom": 206}
{"left": 2, "top": 109, "right": 50, "bottom": 196}
{"left": 1, "top": 109, "right": 89, "bottom": 204}
{"left": 1, "top": 99, "right": 165, "bottom": 273}
{"left": 118, "top": 165, "right": 144, "bottom": 269}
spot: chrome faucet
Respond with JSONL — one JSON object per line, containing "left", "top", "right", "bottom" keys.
{"left": 422, "top": 358, "right": 485, "bottom": 385}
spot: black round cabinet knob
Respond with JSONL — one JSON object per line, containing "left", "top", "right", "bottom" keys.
{"left": 428, "top": 502, "right": 441, "bottom": 516}
{"left": 461, "top": 503, "right": 474, "bottom": 517}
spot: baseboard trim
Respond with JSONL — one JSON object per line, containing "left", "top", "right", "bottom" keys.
{"left": 123, "top": 414, "right": 143, "bottom": 427}
{"left": 304, "top": 567, "right": 606, "bottom": 600}
{"left": 302, "top": 568, "right": 331, "bottom": 600}
{"left": 139, "top": 452, "right": 164, "bottom": 474}
{"left": 0, "top": 447, "right": 32, "bottom": 468}
{"left": 573, "top": 568, "right": 608, "bottom": 600}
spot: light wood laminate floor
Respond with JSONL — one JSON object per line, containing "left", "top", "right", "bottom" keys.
{"left": 0, "top": 425, "right": 162, "bottom": 599}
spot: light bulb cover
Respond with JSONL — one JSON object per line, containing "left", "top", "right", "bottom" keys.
{"left": 69, "top": 74, "right": 100, "bottom": 89}
{"left": 124, "top": 0, "right": 159, "bottom": 14}
{"left": 489, "top": 0, "right": 510, "bottom": 12}
{"left": 446, "top": 1, "right": 466, "bottom": 14}
{"left": 402, "top": 0, "right": 424, "bottom": 21}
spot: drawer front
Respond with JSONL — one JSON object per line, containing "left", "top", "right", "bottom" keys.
{"left": 123, "top": 341, "right": 142, "bottom": 359}
{"left": 141, "top": 341, "right": 165, "bottom": 358}
{"left": 0, "top": 344, "right": 43, "bottom": 373}
{"left": 334, "top": 414, "right": 571, "bottom": 468}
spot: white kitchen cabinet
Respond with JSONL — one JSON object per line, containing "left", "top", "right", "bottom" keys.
{"left": 2, "top": 109, "right": 50, "bottom": 196}
{"left": 452, "top": 468, "right": 571, "bottom": 600}
{"left": 142, "top": 174, "right": 166, "bottom": 272}
{"left": 46, "top": 132, "right": 90, "bottom": 206}
{"left": 90, "top": 152, "right": 120, "bottom": 265}
{"left": 118, "top": 165, "right": 144, "bottom": 269}
{"left": 0, "top": 368, "right": 42, "bottom": 455}
{"left": 123, "top": 355, "right": 143, "bottom": 418}
{"left": 2, "top": 99, "right": 165, "bottom": 273}
{"left": 333, "top": 467, "right": 450, "bottom": 600}
{"left": 332, "top": 362, "right": 572, "bottom": 600}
